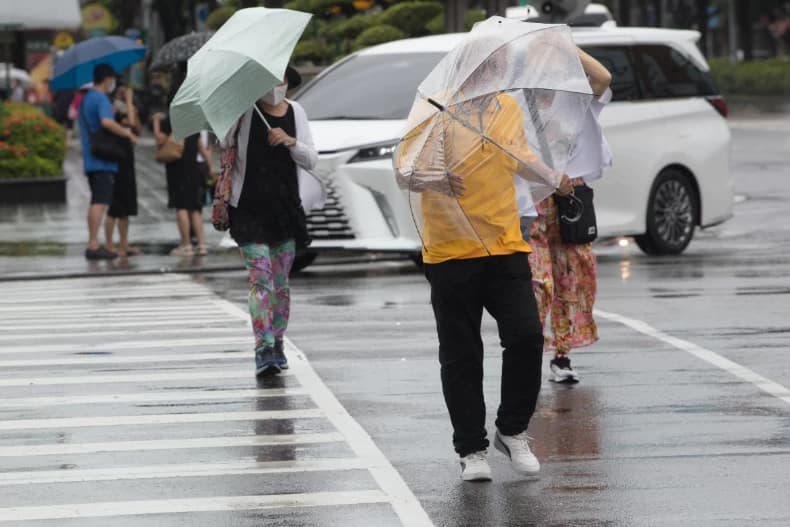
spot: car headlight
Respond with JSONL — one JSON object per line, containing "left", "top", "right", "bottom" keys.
{"left": 348, "top": 141, "right": 398, "bottom": 164}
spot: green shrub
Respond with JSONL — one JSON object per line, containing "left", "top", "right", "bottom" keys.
{"left": 0, "top": 103, "right": 65, "bottom": 180}
{"left": 293, "top": 38, "right": 334, "bottom": 64}
{"left": 207, "top": 6, "right": 236, "bottom": 29}
{"left": 377, "top": 1, "right": 442, "bottom": 37}
{"left": 310, "top": 0, "right": 353, "bottom": 14}
{"left": 425, "top": 7, "right": 486, "bottom": 35}
{"left": 352, "top": 24, "right": 407, "bottom": 50}
{"left": 465, "top": 9, "right": 486, "bottom": 30}
{"left": 322, "top": 13, "right": 378, "bottom": 40}
{"left": 284, "top": 0, "right": 312, "bottom": 11}
{"left": 708, "top": 58, "right": 790, "bottom": 96}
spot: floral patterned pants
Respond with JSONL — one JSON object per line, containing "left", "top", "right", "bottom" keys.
{"left": 239, "top": 240, "right": 295, "bottom": 353}
{"left": 528, "top": 198, "right": 599, "bottom": 356}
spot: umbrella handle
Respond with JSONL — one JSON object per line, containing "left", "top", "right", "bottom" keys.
{"left": 253, "top": 104, "right": 272, "bottom": 131}
{"left": 427, "top": 98, "right": 445, "bottom": 111}
{"left": 559, "top": 192, "right": 584, "bottom": 223}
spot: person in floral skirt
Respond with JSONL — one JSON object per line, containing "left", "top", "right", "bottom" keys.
{"left": 526, "top": 48, "right": 613, "bottom": 384}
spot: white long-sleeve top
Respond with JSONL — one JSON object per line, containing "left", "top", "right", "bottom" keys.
{"left": 222, "top": 99, "right": 326, "bottom": 212}
{"left": 565, "top": 87, "right": 613, "bottom": 183}
{"left": 522, "top": 88, "right": 613, "bottom": 217}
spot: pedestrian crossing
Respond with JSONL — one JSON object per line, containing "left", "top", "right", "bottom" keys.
{"left": 0, "top": 275, "right": 432, "bottom": 526}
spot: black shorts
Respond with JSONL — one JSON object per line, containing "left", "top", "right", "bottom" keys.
{"left": 86, "top": 171, "right": 115, "bottom": 205}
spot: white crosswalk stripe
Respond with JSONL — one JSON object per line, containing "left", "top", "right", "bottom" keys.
{"left": 0, "top": 274, "right": 432, "bottom": 526}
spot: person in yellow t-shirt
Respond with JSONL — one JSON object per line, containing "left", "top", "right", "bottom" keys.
{"left": 396, "top": 68, "right": 574, "bottom": 479}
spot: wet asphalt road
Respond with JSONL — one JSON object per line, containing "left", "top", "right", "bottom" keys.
{"left": 0, "top": 119, "right": 788, "bottom": 525}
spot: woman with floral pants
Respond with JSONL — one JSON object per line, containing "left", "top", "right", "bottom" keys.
{"left": 223, "top": 67, "right": 324, "bottom": 377}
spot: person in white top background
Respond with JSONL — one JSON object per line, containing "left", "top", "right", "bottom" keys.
{"left": 525, "top": 47, "right": 613, "bottom": 384}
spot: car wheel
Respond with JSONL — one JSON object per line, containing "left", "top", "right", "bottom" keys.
{"left": 634, "top": 169, "right": 698, "bottom": 255}
{"left": 291, "top": 251, "right": 318, "bottom": 273}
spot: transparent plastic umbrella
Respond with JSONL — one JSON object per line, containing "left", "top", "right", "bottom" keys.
{"left": 394, "top": 17, "right": 593, "bottom": 254}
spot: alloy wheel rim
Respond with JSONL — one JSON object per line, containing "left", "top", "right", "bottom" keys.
{"left": 654, "top": 179, "right": 694, "bottom": 247}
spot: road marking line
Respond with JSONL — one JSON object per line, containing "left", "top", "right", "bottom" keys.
{"left": 596, "top": 309, "right": 790, "bottom": 406}
{"left": 0, "top": 318, "right": 234, "bottom": 331}
{"left": 0, "top": 369, "right": 291, "bottom": 387}
{"left": 0, "top": 458, "right": 371, "bottom": 486}
{"left": 214, "top": 298, "right": 436, "bottom": 527}
{"left": 0, "top": 327, "right": 248, "bottom": 342}
{"left": 0, "top": 303, "right": 214, "bottom": 314}
{"left": 0, "top": 490, "right": 389, "bottom": 521}
{"left": 0, "top": 433, "right": 344, "bottom": 457}
{"left": 0, "top": 409, "right": 324, "bottom": 431}
{"left": 0, "top": 388, "right": 306, "bottom": 409}
{"left": 1, "top": 336, "right": 250, "bottom": 355}
{"left": 0, "top": 351, "right": 248, "bottom": 367}
{"left": 0, "top": 291, "right": 214, "bottom": 304}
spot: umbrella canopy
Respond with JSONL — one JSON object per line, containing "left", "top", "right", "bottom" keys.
{"left": 394, "top": 17, "right": 593, "bottom": 256}
{"left": 170, "top": 7, "right": 311, "bottom": 140}
{"left": 0, "top": 64, "right": 31, "bottom": 86}
{"left": 149, "top": 32, "right": 214, "bottom": 72}
{"left": 50, "top": 36, "right": 146, "bottom": 90}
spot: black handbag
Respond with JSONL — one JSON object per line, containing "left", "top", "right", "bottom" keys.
{"left": 553, "top": 184, "right": 598, "bottom": 244}
{"left": 79, "top": 102, "right": 128, "bottom": 163}
{"left": 90, "top": 128, "right": 129, "bottom": 162}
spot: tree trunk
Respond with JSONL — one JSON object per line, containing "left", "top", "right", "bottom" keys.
{"left": 113, "top": 0, "right": 142, "bottom": 31}
{"left": 153, "top": 0, "right": 189, "bottom": 42}
{"left": 619, "top": 0, "right": 631, "bottom": 26}
{"left": 695, "top": 0, "right": 709, "bottom": 56}
{"left": 445, "top": 0, "right": 467, "bottom": 33}
{"left": 735, "top": 0, "right": 752, "bottom": 60}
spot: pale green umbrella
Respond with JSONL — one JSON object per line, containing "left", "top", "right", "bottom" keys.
{"left": 170, "top": 7, "right": 311, "bottom": 140}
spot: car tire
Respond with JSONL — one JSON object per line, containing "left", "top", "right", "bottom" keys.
{"left": 291, "top": 251, "right": 318, "bottom": 274}
{"left": 634, "top": 169, "right": 698, "bottom": 255}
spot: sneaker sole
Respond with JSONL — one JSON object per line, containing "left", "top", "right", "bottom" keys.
{"left": 255, "top": 364, "right": 281, "bottom": 377}
{"left": 494, "top": 434, "right": 540, "bottom": 475}
{"left": 461, "top": 470, "right": 492, "bottom": 482}
{"left": 550, "top": 371, "right": 580, "bottom": 384}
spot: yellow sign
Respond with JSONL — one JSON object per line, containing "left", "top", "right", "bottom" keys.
{"left": 81, "top": 3, "right": 115, "bottom": 32}
{"left": 53, "top": 32, "right": 74, "bottom": 50}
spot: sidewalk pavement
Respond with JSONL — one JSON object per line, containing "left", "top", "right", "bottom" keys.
{"left": 0, "top": 136, "right": 246, "bottom": 281}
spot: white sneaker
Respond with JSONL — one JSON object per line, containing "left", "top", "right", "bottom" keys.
{"left": 494, "top": 430, "right": 540, "bottom": 475}
{"left": 459, "top": 450, "right": 492, "bottom": 482}
{"left": 549, "top": 356, "right": 580, "bottom": 384}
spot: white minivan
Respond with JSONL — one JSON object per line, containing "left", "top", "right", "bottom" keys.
{"left": 292, "top": 25, "right": 732, "bottom": 270}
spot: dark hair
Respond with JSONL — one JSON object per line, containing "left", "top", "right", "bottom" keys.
{"left": 93, "top": 63, "right": 116, "bottom": 85}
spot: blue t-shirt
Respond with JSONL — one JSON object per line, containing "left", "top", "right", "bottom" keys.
{"left": 79, "top": 90, "right": 118, "bottom": 174}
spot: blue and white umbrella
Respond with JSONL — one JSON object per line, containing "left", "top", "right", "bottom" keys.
{"left": 50, "top": 36, "right": 146, "bottom": 90}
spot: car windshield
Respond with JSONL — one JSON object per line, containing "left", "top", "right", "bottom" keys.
{"left": 296, "top": 52, "right": 445, "bottom": 120}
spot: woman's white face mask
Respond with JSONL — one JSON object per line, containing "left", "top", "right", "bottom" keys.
{"left": 261, "top": 83, "right": 288, "bottom": 106}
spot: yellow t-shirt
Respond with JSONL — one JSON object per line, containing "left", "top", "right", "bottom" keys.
{"left": 413, "top": 94, "right": 536, "bottom": 264}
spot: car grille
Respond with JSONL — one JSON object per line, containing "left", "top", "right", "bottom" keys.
{"left": 306, "top": 180, "right": 355, "bottom": 240}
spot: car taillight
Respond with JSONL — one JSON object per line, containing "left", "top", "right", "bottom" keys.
{"left": 706, "top": 96, "right": 728, "bottom": 118}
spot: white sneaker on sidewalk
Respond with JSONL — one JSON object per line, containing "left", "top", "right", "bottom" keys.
{"left": 459, "top": 450, "right": 492, "bottom": 482}
{"left": 494, "top": 430, "right": 540, "bottom": 475}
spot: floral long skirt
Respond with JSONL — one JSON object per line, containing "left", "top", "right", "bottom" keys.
{"left": 239, "top": 240, "right": 296, "bottom": 353}
{"left": 528, "top": 198, "right": 599, "bottom": 356}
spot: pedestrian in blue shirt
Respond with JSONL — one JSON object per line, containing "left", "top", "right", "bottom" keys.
{"left": 78, "top": 64, "right": 138, "bottom": 260}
